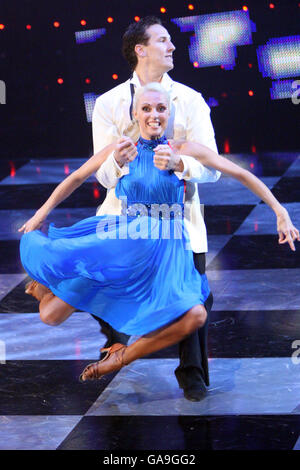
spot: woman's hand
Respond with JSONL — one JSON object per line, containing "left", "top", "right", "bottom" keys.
{"left": 18, "top": 211, "right": 46, "bottom": 234}
{"left": 114, "top": 137, "right": 137, "bottom": 167}
{"left": 276, "top": 208, "right": 300, "bottom": 251}
{"left": 153, "top": 144, "right": 184, "bottom": 172}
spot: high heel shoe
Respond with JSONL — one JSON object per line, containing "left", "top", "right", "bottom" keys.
{"left": 79, "top": 343, "right": 127, "bottom": 382}
{"left": 25, "top": 279, "right": 51, "bottom": 301}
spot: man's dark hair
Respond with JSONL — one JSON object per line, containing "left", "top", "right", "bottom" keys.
{"left": 122, "top": 16, "right": 163, "bottom": 71}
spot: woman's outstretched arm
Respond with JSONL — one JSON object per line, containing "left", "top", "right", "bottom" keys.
{"left": 173, "top": 140, "right": 300, "bottom": 251}
{"left": 18, "top": 143, "right": 115, "bottom": 233}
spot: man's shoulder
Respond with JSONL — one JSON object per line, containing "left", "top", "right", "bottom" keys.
{"left": 172, "top": 79, "right": 203, "bottom": 100}
{"left": 95, "top": 78, "right": 131, "bottom": 105}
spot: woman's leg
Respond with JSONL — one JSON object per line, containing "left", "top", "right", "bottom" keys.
{"left": 80, "top": 304, "right": 207, "bottom": 381}
{"left": 39, "top": 292, "right": 75, "bottom": 326}
{"left": 26, "top": 280, "right": 75, "bottom": 326}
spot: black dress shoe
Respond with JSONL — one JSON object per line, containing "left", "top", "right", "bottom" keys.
{"left": 183, "top": 386, "right": 207, "bottom": 402}
{"left": 174, "top": 367, "right": 207, "bottom": 401}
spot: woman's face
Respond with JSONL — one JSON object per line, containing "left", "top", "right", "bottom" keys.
{"left": 134, "top": 90, "right": 170, "bottom": 140}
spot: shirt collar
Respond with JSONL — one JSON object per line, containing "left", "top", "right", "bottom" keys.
{"left": 130, "top": 71, "right": 175, "bottom": 96}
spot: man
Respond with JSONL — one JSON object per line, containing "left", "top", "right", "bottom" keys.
{"left": 92, "top": 16, "right": 220, "bottom": 401}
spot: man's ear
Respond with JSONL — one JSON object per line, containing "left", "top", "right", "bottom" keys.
{"left": 135, "top": 44, "right": 147, "bottom": 58}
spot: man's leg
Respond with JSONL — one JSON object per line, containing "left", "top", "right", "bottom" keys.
{"left": 81, "top": 305, "right": 207, "bottom": 381}
{"left": 91, "top": 316, "right": 130, "bottom": 358}
{"left": 174, "top": 252, "right": 213, "bottom": 401}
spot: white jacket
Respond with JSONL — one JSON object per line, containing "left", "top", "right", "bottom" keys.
{"left": 92, "top": 72, "right": 221, "bottom": 253}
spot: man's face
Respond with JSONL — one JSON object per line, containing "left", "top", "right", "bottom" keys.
{"left": 134, "top": 90, "right": 170, "bottom": 140}
{"left": 138, "top": 24, "right": 176, "bottom": 73}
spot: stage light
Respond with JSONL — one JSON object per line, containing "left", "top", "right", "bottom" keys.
{"left": 269, "top": 3, "right": 275, "bottom": 8}
{"left": 172, "top": 10, "right": 256, "bottom": 70}
{"left": 248, "top": 90, "right": 254, "bottom": 96}
{"left": 9, "top": 162, "right": 16, "bottom": 178}
{"left": 93, "top": 186, "right": 100, "bottom": 199}
{"left": 248, "top": 62, "right": 253, "bottom": 68}
{"left": 251, "top": 145, "right": 257, "bottom": 154}
{"left": 57, "top": 78, "right": 64, "bottom": 84}
{"left": 53, "top": 21, "right": 60, "bottom": 28}
{"left": 270, "top": 80, "right": 296, "bottom": 100}
{"left": 242, "top": 5, "right": 248, "bottom": 11}
{"left": 0, "top": 24, "right": 5, "bottom": 30}
{"left": 85, "top": 78, "right": 91, "bottom": 84}
{"left": 221, "top": 92, "right": 228, "bottom": 98}
{"left": 250, "top": 162, "right": 254, "bottom": 168}
{"left": 80, "top": 19, "right": 87, "bottom": 26}
{"left": 188, "top": 4, "right": 194, "bottom": 10}
{"left": 160, "top": 7, "right": 167, "bottom": 13}
{"left": 257, "top": 36, "right": 300, "bottom": 79}
{"left": 107, "top": 17, "right": 113, "bottom": 23}
{"left": 75, "top": 28, "right": 106, "bottom": 44}
{"left": 207, "top": 97, "right": 219, "bottom": 107}
{"left": 134, "top": 16, "right": 140, "bottom": 22}
{"left": 224, "top": 139, "right": 230, "bottom": 153}
{"left": 193, "top": 61, "right": 199, "bottom": 67}
{"left": 84, "top": 93, "right": 98, "bottom": 122}
{"left": 64, "top": 164, "right": 70, "bottom": 175}
{"left": 26, "top": 24, "right": 32, "bottom": 30}
{"left": 112, "top": 73, "right": 118, "bottom": 80}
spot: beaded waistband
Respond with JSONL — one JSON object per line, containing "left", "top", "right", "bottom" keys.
{"left": 121, "top": 202, "right": 184, "bottom": 220}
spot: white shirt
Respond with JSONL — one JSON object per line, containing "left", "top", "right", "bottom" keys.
{"left": 92, "top": 72, "right": 221, "bottom": 253}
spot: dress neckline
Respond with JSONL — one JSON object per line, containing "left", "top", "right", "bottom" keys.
{"left": 138, "top": 135, "right": 168, "bottom": 150}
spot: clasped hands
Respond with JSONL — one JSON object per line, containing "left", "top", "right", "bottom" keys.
{"left": 114, "top": 137, "right": 183, "bottom": 172}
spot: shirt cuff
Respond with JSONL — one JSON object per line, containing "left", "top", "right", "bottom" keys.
{"left": 112, "top": 153, "right": 130, "bottom": 178}
{"left": 174, "top": 155, "right": 191, "bottom": 180}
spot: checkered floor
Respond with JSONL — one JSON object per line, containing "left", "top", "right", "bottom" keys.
{"left": 0, "top": 152, "right": 299, "bottom": 450}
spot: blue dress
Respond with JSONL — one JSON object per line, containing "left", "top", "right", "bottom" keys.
{"left": 20, "top": 136, "right": 210, "bottom": 335}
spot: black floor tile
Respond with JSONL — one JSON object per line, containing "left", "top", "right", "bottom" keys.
{"left": 207, "top": 234, "right": 300, "bottom": 270}
{"left": 0, "top": 160, "right": 29, "bottom": 181}
{"left": 58, "top": 415, "right": 300, "bottom": 450}
{"left": 204, "top": 205, "right": 255, "bottom": 235}
{"left": 243, "top": 153, "right": 298, "bottom": 177}
{"left": 0, "top": 361, "right": 117, "bottom": 415}
{"left": 0, "top": 275, "right": 47, "bottom": 312}
{"left": 0, "top": 240, "right": 24, "bottom": 273}
{"left": 271, "top": 177, "right": 300, "bottom": 203}
{"left": 208, "top": 310, "right": 300, "bottom": 357}
{"left": 0, "top": 183, "right": 106, "bottom": 210}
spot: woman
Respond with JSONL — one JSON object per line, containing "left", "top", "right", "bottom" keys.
{"left": 19, "top": 83, "right": 299, "bottom": 382}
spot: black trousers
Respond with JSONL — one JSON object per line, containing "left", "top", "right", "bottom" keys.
{"left": 92, "top": 252, "right": 212, "bottom": 387}
{"left": 175, "top": 252, "right": 213, "bottom": 388}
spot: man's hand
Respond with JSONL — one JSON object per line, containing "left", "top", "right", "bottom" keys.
{"left": 153, "top": 144, "right": 184, "bottom": 172}
{"left": 114, "top": 136, "right": 138, "bottom": 167}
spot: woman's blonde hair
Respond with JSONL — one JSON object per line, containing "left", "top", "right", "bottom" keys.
{"left": 133, "top": 82, "right": 171, "bottom": 113}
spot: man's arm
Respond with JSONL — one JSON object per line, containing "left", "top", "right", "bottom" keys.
{"left": 175, "top": 91, "right": 221, "bottom": 184}
{"left": 92, "top": 97, "right": 130, "bottom": 188}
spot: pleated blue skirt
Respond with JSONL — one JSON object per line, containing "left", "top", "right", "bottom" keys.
{"left": 20, "top": 215, "right": 210, "bottom": 335}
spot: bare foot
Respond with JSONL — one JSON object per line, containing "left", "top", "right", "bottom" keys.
{"left": 25, "top": 280, "right": 51, "bottom": 301}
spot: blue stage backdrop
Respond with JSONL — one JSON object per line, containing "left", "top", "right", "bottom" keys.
{"left": 0, "top": 0, "right": 299, "bottom": 158}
